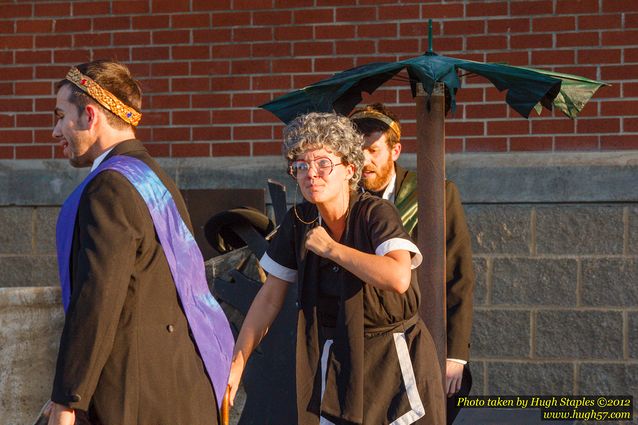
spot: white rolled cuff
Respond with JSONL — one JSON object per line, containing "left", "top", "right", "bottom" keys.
{"left": 259, "top": 252, "right": 297, "bottom": 283}
{"left": 375, "top": 238, "right": 422, "bottom": 269}
{"left": 447, "top": 358, "right": 468, "bottom": 365}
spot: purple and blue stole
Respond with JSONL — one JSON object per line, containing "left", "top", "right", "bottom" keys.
{"left": 56, "top": 155, "right": 233, "bottom": 408}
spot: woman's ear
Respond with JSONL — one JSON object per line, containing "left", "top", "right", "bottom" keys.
{"left": 345, "top": 163, "right": 355, "bottom": 180}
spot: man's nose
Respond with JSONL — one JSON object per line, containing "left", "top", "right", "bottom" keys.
{"left": 52, "top": 122, "right": 61, "bottom": 139}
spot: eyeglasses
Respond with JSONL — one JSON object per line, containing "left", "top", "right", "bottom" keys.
{"left": 288, "top": 157, "right": 344, "bottom": 179}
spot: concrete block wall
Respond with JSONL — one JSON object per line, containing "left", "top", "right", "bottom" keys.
{"left": 0, "top": 206, "right": 58, "bottom": 287}
{"left": 1, "top": 152, "right": 637, "bottom": 424}
{"left": 0, "top": 287, "right": 63, "bottom": 425}
{"left": 467, "top": 204, "right": 637, "bottom": 403}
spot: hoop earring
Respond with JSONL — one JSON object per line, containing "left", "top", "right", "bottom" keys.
{"left": 292, "top": 184, "right": 319, "bottom": 225}
{"left": 342, "top": 181, "right": 351, "bottom": 222}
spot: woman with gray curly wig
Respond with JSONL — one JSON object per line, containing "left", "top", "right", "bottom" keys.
{"left": 282, "top": 112, "right": 365, "bottom": 191}
{"left": 228, "top": 112, "right": 443, "bottom": 424}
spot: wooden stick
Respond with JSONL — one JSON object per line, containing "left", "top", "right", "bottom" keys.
{"left": 221, "top": 385, "right": 231, "bottom": 425}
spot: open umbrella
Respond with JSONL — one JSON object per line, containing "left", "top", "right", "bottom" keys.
{"left": 258, "top": 22, "right": 608, "bottom": 424}
{"left": 261, "top": 52, "right": 607, "bottom": 123}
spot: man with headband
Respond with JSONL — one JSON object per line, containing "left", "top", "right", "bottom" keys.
{"left": 47, "top": 60, "right": 233, "bottom": 425}
{"left": 350, "top": 103, "right": 475, "bottom": 425}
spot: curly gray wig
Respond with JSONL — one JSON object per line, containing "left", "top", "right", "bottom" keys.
{"left": 283, "top": 112, "right": 365, "bottom": 191}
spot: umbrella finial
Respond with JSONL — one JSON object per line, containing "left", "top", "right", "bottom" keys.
{"left": 427, "top": 19, "right": 433, "bottom": 54}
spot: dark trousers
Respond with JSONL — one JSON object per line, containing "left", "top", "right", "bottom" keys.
{"left": 447, "top": 364, "right": 472, "bottom": 425}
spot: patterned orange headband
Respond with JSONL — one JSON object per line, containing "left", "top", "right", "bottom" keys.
{"left": 65, "top": 67, "right": 142, "bottom": 127}
{"left": 349, "top": 110, "right": 401, "bottom": 140}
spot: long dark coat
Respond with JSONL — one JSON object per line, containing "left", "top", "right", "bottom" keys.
{"left": 51, "top": 140, "right": 219, "bottom": 425}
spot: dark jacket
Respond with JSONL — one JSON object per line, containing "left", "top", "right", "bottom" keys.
{"left": 52, "top": 140, "right": 218, "bottom": 425}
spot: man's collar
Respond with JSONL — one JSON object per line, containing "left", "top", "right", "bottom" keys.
{"left": 89, "top": 139, "right": 147, "bottom": 172}
{"left": 90, "top": 147, "right": 115, "bottom": 172}
{"left": 381, "top": 171, "right": 397, "bottom": 202}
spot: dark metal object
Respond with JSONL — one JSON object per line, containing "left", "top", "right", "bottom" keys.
{"left": 232, "top": 275, "right": 297, "bottom": 425}
{"left": 204, "top": 207, "right": 273, "bottom": 259}
{"left": 267, "top": 179, "right": 288, "bottom": 226}
{"left": 214, "top": 268, "right": 262, "bottom": 318}
{"left": 210, "top": 260, "right": 298, "bottom": 425}
{"left": 205, "top": 186, "right": 298, "bottom": 425}
{"left": 416, "top": 83, "right": 447, "bottom": 419}
{"left": 181, "top": 189, "right": 266, "bottom": 260}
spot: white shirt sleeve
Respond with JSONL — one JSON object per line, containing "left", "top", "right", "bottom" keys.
{"left": 259, "top": 252, "right": 297, "bottom": 283}
{"left": 375, "top": 237, "right": 422, "bottom": 269}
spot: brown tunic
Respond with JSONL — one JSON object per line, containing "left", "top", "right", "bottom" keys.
{"left": 261, "top": 192, "right": 444, "bottom": 425}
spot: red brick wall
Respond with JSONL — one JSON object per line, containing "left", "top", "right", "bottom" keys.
{"left": 1, "top": 0, "right": 636, "bottom": 159}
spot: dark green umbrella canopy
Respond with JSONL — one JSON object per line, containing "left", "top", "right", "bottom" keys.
{"left": 260, "top": 51, "right": 608, "bottom": 123}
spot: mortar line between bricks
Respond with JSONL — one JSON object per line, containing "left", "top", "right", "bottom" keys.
{"left": 473, "top": 359, "right": 584, "bottom": 364}
{"left": 472, "top": 358, "right": 638, "bottom": 365}
{"left": 486, "top": 257, "right": 493, "bottom": 305}
{"left": 576, "top": 259, "right": 582, "bottom": 307}
{"left": 482, "top": 361, "right": 488, "bottom": 394}
{"left": 31, "top": 207, "right": 37, "bottom": 254}
{"left": 0, "top": 253, "right": 56, "bottom": 258}
{"left": 623, "top": 206, "right": 629, "bottom": 256}
{"left": 623, "top": 310, "right": 628, "bottom": 360}
{"left": 531, "top": 207, "right": 536, "bottom": 256}
{"left": 474, "top": 254, "right": 637, "bottom": 259}
{"left": 474, "top": 306, "right": 638, "bottom": 312}
{"left": 530, "top": 309, "right": 536, "bottom": 360}
{"left": 466, "top": 201, "right": 638, "bottom": 207}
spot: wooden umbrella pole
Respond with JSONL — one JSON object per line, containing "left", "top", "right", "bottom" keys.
{"left": 415, "top": 82, "right": 447, "bottom": 420}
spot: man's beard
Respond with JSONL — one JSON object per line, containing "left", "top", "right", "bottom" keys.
{"left": 67, "top": 144, "right": 93, "bottom": 168}
{"left": 362, "top": 155, "right": 395, "bottom": 193}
